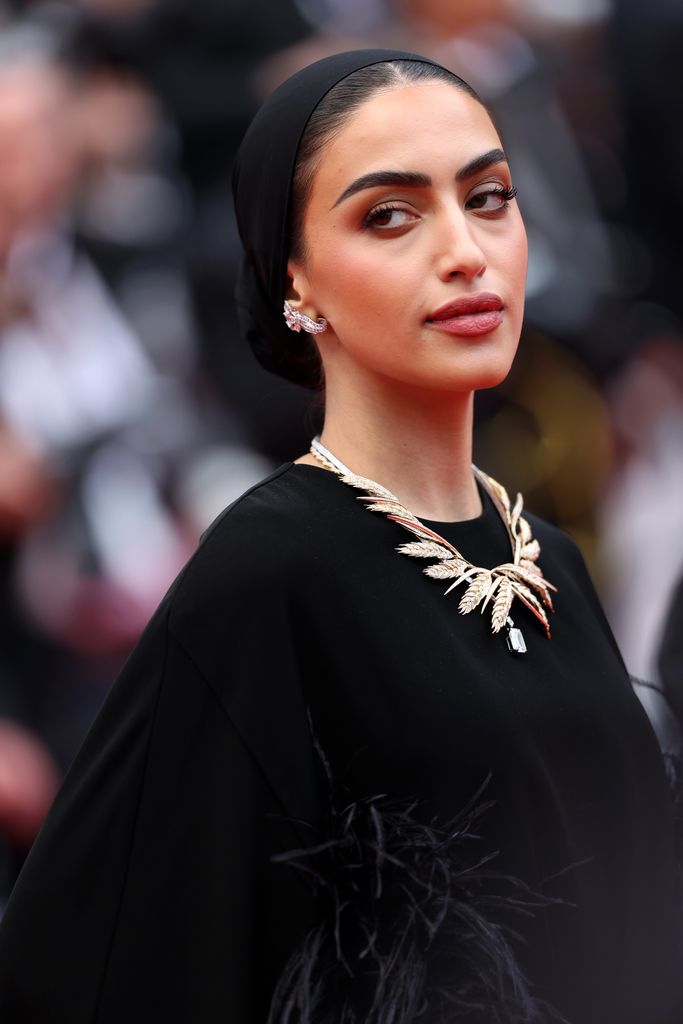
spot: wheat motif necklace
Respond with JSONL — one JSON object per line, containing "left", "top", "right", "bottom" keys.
{"left": 309, "top": 435, "right": 556, "bottom": 654}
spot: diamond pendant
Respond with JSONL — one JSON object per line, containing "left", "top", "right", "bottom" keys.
{"left": 505, "top": 616, "right": 527, "bottom": 654}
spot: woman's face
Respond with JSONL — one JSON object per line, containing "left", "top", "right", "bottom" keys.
{"left": 288, "top": 80, "right": 528, "bottom": 395}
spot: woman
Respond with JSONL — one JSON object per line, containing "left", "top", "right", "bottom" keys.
{"left": 0, "top": 49, "right": 681, "bottom": 1024}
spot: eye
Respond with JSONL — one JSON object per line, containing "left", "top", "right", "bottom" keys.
{"left": 363, "top": 203, "right": 419, "bottom": 230}
{"left": 467, "top": 184, "right": 518, "bottom": 213}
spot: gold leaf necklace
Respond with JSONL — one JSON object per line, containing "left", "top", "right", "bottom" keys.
{"left": 309, "top": 435, "right": 556, "bottom": 654}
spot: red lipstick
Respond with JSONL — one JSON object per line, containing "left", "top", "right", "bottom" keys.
{"left": 426, "top": 292, "right": 504, "bottom": 337}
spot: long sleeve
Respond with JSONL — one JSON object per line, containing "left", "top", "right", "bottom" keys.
{"left": 0, "top": 466, "right": 324, "bottom": 1022}
{"left": 0, "top": 600, "right": 170, "bottom": 1021}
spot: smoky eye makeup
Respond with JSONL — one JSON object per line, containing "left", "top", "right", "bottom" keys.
{"left": 362, "top": 203, "right": 419, "bottom": 230}
{"left": 466, "top": 183, "right": 518, "bottom": 212}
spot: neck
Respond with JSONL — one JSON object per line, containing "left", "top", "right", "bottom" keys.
{"left": 317, "top": 369, "right": 481, "bottom": 523}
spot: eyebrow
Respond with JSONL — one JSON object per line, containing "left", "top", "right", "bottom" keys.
{"left": 331, "top": 148, "right": 508, "bottom": 208}
{"left": 455, "top": 147, "right": 507, "bottom": 182}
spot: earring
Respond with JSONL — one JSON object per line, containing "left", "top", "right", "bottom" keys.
{"left": 283, "top": 300, "right": 327, "bottom": 335}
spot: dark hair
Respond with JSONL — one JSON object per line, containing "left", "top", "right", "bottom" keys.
{"left": 286, "top": 60, "right": 489, "bottom": 388}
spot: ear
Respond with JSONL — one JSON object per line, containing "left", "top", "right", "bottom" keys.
{"left": 286, "top": 258, "right": 313, "bottom": 308}
{"left": 285, "top": 258, "right": 333, "bottom": 343}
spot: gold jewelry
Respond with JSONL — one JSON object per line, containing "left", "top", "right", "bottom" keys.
{"left": 309, "top": 436, "right": 556, "bottom": 653}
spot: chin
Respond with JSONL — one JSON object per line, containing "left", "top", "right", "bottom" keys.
{"left": 470, "top": 363, "right": 516, "bottom": 391}
{"left": 438, "top": 349, "right": 518, "bottom": 394}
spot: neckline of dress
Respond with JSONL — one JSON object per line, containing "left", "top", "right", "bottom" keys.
{"left": 287, "top": 461, "right": 495, "bottom": 533}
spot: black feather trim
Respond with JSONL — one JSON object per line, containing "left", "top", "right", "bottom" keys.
{"left": 267, "top": 720, "right": 570, "bottom": 1024}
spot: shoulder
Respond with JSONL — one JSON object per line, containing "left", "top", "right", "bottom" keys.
{"left": 165, "top": 462, "right": 341, "bottom": 640}
{"left": 524, "top": 508, "right": 625, "bottom": 663}
{"left": 170, "top": 461, "right": 299, "bottom": 587}
{"left": 192, "top": 461, "right": 326, "bottom": 564}
{"left": 525, "top": 511, "right": 585, "bottom": 567}
{"left": 522, "top": 509, "right": 597, "bottom": 600}
{"left": 523, "top": 511, "right": 594, "bottom": 584}
{"left": 197, "top": 461, "right": 304, "bottom": 548}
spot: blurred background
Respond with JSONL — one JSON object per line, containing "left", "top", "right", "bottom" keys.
{"left": 0, "top": 0, "right": 682, "bottom": 907}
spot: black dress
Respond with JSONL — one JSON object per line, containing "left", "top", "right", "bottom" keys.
{"left": 0, "top": 462, "right": 681, "bottom": 1023}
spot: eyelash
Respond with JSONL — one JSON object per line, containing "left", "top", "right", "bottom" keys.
{"left": 469, "top": 184, "right": 518, "bottom": 210}
{"left": 363, "top": 184, "right": 519, "bottom": 228}
{"left": 362, "top": 203, "right": 411, "bottom": 229}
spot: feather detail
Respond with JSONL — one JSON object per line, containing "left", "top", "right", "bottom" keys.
{"left": 423, "top": 559, "right": 468, "bottom": 580}
{"left": 268, "top": 721, "right": 569, "bottom": 1024}
{"left": 491, "top": 578, "right": 514, "bottom": 634}
{"left": 458, "top": 572, "right": 493, "bottom": 614}
{"left": 396, "top": 541, "right": 454, "bottom": 560}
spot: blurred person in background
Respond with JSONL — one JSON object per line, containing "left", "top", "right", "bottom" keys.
{"left": 0, "top": 19, "right": 266, "bottom": 903}
{"left": 598, "top": 338, "right": 683, "bottom": 690}
{"left": 658, "top": 570, "right": 683, "bottom": 771}
{"left": 0, "top": 25, "right": 183, "bottom": 737}
{"left": 609, "top": 0, "right": 683, "bottom": 326}
{"left": 591, "top": 0, "right": 683, "bottom": 689}
{"left": 0, "top": 0, "right": 312, "bottom": 902}
{"left": 66, "top": 0, "right": 317, "bottom": 459}
{"left": 0, "top": 23, "right": 84, "bottom": 906}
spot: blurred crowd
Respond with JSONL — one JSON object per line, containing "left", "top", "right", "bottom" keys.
{"left": 0, "top": 0, "right": 682, "bottom": 907}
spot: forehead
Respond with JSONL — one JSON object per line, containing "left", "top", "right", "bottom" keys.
{"left": 310, "top": 81, "right": 501, "bottom": 201}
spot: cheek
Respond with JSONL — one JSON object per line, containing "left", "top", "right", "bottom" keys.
{"left": 313, "top": 242, "right": 415, "bottom": 328}
{"left": 317, "top": 233, "right": 421, "bottom": 319}
{"left": 494, "top": 229, "right": 528, "bottom": 315}
{"left": 506, "top": 221, "right": 529, "bottom": 285}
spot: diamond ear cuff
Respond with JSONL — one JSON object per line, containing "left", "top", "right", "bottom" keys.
{"left": 283, "top": 300, "right": 328, "bottom": 334}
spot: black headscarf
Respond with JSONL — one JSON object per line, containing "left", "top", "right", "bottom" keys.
{"left": 231, "top": 49, "right": 444, "bottom": 389}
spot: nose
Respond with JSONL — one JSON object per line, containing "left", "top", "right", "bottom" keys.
{"left": 435, "top": 206, "right": 487, "bottom": 282}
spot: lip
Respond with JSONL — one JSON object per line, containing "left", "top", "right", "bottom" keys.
{"left": 425, "top": 292, "right": 505, "bottom": 338}
{"left": 427, "top": 292, "right": 504, "bottom": 321}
